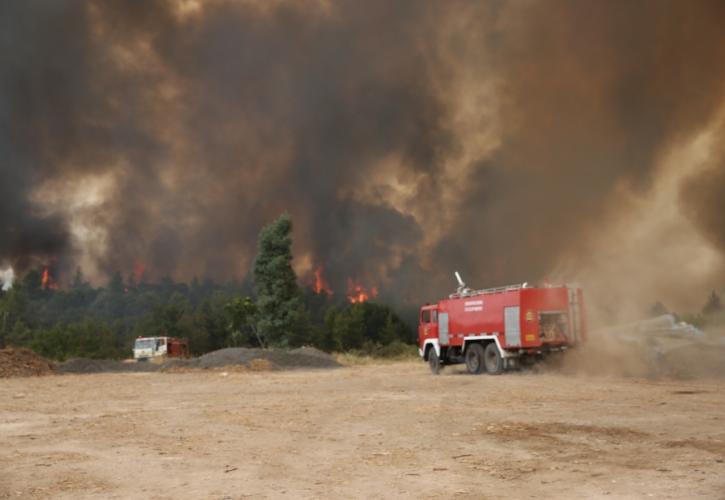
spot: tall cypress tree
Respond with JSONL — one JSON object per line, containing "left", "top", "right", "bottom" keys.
{"left": 252, "top": 213, "right": 303, "bottom": 347}
{"left": 703, "top": 290, "right": 723, "bottom": 316}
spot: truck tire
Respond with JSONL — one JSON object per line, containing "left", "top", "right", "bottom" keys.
{"left": 484, "top": 342, "right": 504, "bottom": 375}
{"left": 465, "top": 343, "right": 485, "bottom": 375}
{"left": 428, "top": 349, "right": 441, "bottom": 375}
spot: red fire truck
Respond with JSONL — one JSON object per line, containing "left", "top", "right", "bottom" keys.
{"left": 419, "top": 273, "right": 586, "bottom": 374}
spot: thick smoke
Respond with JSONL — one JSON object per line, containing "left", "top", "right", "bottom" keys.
{"left": 0, "top": 266, "right": 14, "bottom": 291}
{"left": 1, "top": 0, "right": 725, "bottom": 313}
{"left": 682, "top": 120, "right": 725, "bottom": 255}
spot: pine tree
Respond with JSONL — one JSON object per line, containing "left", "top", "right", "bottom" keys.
{"left": 252, "top": 213, "right": 306, "bottom": 347}
{"left": 648, "top": 301, "right": 668, "bottom": 317}
{"left": 225, "top": 296, "right": 264, "bottom": 347}
{"left": 108, "top": 271, "right": 124, "bottom": 294}
{"left": 72, "top": 267, "right": 89, "bottom": 290}
{"left": 703, "top": 290, "right": 723, "bottom": 316}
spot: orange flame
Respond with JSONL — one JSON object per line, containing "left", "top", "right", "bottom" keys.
{"left": 312, "top": 266, "right": 333, "bottom": 294}
{"left": 346, "top": 278, "right": 377, "bottom": 304}
{"left": 133, "top": 262, "right": 146, "bottom": 284}
{"left": 41, "top": 267, "right": 58, "bottom": 290}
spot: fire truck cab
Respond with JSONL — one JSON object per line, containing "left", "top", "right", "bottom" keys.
{"left": 419, "top": 273, "right": 586, "bottom": 374}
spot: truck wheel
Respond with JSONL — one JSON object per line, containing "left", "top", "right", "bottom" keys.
{"left": 484, "top": 342, "right": 504, "bottom": 375}
{"left": 465, "top": 343, "right": 485, "bottom": 375}
{"left": 428, "top": 349, "right": 441, "bottom": 375}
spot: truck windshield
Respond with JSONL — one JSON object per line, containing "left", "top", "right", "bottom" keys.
{"left": 134, "top": 339, "right": 155, "bottom": 349}
{"left": 421, "top": 310, "right": 431, "bottom": 323}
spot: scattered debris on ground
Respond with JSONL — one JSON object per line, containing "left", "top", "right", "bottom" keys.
{"left": 55, "top": 346, "right": 340, "bottom": 375}
{"left": 0, "top": 348, "right": 55, "bottom": 378}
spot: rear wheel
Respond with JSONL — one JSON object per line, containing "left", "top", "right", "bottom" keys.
{"left": 465, "top": 343, "right": 485, "bottom": 374}
{"left": 484, "top": 342, "right": 504, "bottom": 375}
{"left": 428, "top": 349, "right": 441, "bottom": 375}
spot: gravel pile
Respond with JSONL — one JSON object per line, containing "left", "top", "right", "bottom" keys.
{"left": 192, "top": 346, "right": 340, "bottom": 370}
{"left": 0, "top": 348, "right": 55, "bottom": 377}
{"left": 57, "top": 347, "right": 340, "bottom": 374}
{"left": 57, "top": 358, "right": 160, "bottom": 374}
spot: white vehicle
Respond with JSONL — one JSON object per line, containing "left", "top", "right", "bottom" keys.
{"left": 133, "top": 336, "right": 189, "bottom": 361}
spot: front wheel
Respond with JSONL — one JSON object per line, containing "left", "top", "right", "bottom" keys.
{"left": 465, "top": 343, "right": 485, "bottom": 374}
{"left": 428, "top": 349, "right": 441, "bottom": 375}
{"left": 484, "top": 342, "right": 504, "bottom": 375}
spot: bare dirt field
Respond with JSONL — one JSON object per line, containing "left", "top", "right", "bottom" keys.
{"left": 2, "top": 362, "right": 724, "bottom": 499}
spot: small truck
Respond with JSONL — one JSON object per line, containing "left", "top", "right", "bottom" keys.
{"left": 133, "top": 336, "right": 189, "bottom": 361}
{"left": 419, "top": 273, "right": 586, "bottom": 374}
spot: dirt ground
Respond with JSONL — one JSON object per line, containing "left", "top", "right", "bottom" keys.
{"left": 1, "top": 362, "right": 724, "bottom": 499}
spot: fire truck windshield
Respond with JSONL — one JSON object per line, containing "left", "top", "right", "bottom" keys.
{"left": 134, "top": 339, "right": 155, "bottom": 350}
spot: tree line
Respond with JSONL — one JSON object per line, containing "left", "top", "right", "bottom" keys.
{"left": 650, "top": 290, "right": 725, "bottom": 330}
{"left": 0, "top": 214, "right": 414, "bottom": 360}
{"left": 5, "top": 212, "right": 721, "bottom": 361}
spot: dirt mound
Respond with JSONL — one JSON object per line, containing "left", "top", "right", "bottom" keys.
{"left": 58, "top": 358, "right": 160, "bottom": 374}
{"left": 0, "top": 347, "right": 55, "bottom": 377}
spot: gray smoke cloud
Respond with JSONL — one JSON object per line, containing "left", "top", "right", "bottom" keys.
{"left": 681, "top": 121, "right": 725, "bottom": 254}
{"left": 1, "top": 0, "right": 724, "bottom": 311}
{"left": 0, "top": 266, "right": 14, "bottom": 291}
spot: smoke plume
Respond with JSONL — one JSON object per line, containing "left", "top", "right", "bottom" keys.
{"left": 0, "top": 266, "right": 14, "bottom": 291}
{"left": 2, "top": 0, "right": 725, "bottom": 317}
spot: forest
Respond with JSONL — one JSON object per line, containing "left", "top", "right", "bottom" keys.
{"left": 0, "top": 215, "right": 416, "bottom": 361}
{"left": 0, "top": 269, "right": 416, "bottom": 361}
{"left": 2, "top": 212, "right": 723, "bottom": 362}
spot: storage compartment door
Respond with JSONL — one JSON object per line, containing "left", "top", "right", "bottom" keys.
{"left": 504, "top": 306, "right": 521, "bottom": 346}
{"left": 438, "top": 312, "right": 449, "bottom": 345}
{"left": 568, "top": 288, "right": 580, "bottom": 342}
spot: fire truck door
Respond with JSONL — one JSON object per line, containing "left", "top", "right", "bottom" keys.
{"left": 438, "top": 312, "right": 449, "bottom": 345}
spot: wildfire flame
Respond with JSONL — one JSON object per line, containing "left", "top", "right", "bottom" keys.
{"left": 41, "top": 266, "right": 59, "bottom": 290}
{"left": 308, "top": 266, "right": 378, "bottom": 303}
{"left": 133, "top": 262, "right": 146, "bottom": 284}
{"left": 346, "top": 278, "right": 377, "bottom": 304}
{"left": 312, "top": 266, "right": 333, "bottom": 294}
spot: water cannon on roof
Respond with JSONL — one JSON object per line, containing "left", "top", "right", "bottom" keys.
{"left": 451, "top": 271, "right": 528, "bottom": 299}
{"left": 454, "top": 271, "right": 471, "bottom": 296}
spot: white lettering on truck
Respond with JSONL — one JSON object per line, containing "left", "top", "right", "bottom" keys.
{"left": 464, "top": 300, "right": 483, "bottom": 312}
